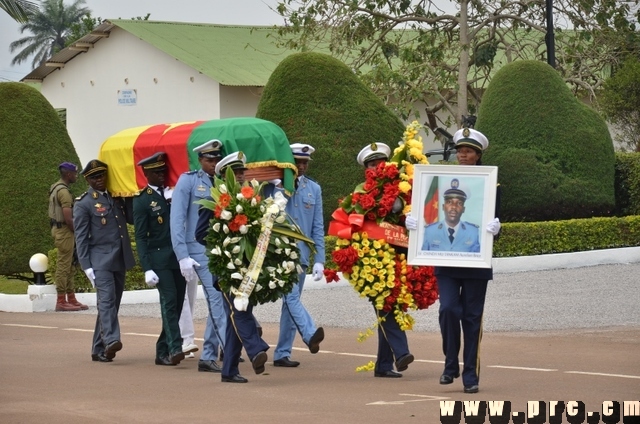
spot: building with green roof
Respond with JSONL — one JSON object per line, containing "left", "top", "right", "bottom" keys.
{"left": 22, "top": 20, "right": 308, "bottom": 165}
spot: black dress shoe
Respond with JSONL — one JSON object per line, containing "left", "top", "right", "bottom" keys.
{"left": 251, "top": 351, "right": 268, "bottom": 374}
{"left": 306, "top": 327, "right": 324, "bottom": 354}
{"left": 198, "top": 360, "right": 221, "bottom": 372}
{"left": 395, "top": 353, "right": 414, "bottom": 372}
{"left": 155, "top": 356, "right": 176, "bottom": 366}
{"left": 105, "top": 340, "right": 123, "bottom": 359}
{"left": 221, "top": 374, "right": 248, "bottom": 383}
{"left": 439, "top": 372, "right": 460, "bottom": 385}
{"left": 374, "top": 370, "right": 403, "bottom": 378}
{"left": 464, "top": 385, "right": 479, "bottom": 394}
{"left": 273, "top": 357, "right": 300, "bottom": 367}
{"left": 91, "top": 353, "right": 113, "bottom": 363}
{"left": 169, "top": 351, "right": 185, "bottom": 365}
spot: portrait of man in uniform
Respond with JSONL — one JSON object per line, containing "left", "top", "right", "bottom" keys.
{"left": 422, "top": 178, "right": 480, "bottom": 253}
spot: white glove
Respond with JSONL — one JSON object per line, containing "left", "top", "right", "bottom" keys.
{"left": 84, "top": 268, "right": 96, "bottom": 288}
{"left": 179, "top": 257, "right": 200, "bottom": 284}
{"left": 163, "top": 187, "right": 173, "bottom": 200}
{"left": 312, "top": 263, "right": 324, "bottom": 281}
{"left": 144, "top": 270, "right": 160, "bottom": 287}
{"left": 486, "top": 217, "right": 501, "bottom": 235}
{"left": 405, "top": 215, "right": 418, "bottom": 231}
{"left": 268, "top": 178, "right": 281, "bottom": 187}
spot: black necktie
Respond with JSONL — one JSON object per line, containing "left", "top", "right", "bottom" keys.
{"left": 158, "top": 186, "right": 164, "bottom": 198}
{"left": 448, "top": 228, "right": 455, "bottom": 243}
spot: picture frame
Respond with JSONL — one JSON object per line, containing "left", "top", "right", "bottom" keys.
{"left": 407, "top": 165, "right": 499, "bottom": 268}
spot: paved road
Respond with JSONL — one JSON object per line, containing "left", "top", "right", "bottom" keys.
{"left": 1, "top": 263, "right": 639, "bottom": 423}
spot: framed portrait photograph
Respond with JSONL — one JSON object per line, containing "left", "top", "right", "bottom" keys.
{"left": 407, "top": 165, "right": 498, "bottom": 268}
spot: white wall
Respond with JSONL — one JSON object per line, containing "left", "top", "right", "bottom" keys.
{"left": 41, "top": 28, "right": 222, "bottom": 166}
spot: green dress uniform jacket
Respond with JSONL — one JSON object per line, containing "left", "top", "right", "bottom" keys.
{"left": 133, "top": 185, "right": 186, "bottom": 359}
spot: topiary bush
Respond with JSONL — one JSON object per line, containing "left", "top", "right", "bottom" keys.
{"left": 0, "top": 82, "right": 86, "bottom": 276}
{"left": 256, "top": 52, "right": 406, "bottom": 226}
{"left": 477, "top": 60, "right": 615, "bottom": 221}
{"left": 614, "top": 152, "right": 640, "bottom": 216}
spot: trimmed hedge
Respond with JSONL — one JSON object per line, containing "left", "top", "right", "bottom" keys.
{"left": 256, "top": 52, "right": 406, "bottom": 226}
{"left": 0, "top": 82, "right": 86, "bottom": 275}
{"left": 477, "top": 60, "right": 615, "bottom": 221}
{"left": 614, "top": 152, "right": 640, "bottom": 216}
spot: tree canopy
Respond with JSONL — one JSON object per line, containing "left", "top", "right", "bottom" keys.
{"left": 599, "top": 56, "right": 640, "bottom": 151}
{"left": 275, "top": 0, "right": 640, "bottom": 133}
{"left": 0, "top": 0, "right": 38, "bottom": 23}
{"left": 9, "top": 0, "right": 90, "bottom": 69}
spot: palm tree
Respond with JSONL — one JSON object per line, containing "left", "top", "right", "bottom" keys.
{"left": 0, "top": 0, "right": 39, "bottom": 23}
{"left": 9, "top": 0, "right": 90, "bottom": 69}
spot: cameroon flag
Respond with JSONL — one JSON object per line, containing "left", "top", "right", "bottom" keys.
{"left": 423, "top": 176, "right": 439, "bottom": 224}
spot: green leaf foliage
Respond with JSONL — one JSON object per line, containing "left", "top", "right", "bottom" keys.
{"left": 256, "top": 52, "right": 406, "bottom": 227}
{"left": 477, "top": 60, "right": 615, "bottom": 221}
{"left": 0, "top": 82, "right": 86, "bottom": 275}
{"left": 614, "top": 152, "right": 640, "bottom": 216}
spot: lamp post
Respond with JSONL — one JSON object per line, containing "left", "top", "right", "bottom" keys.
{"left": 29, "top": 253, "right": 48, "bottom": 285}
{"left": 546, "top": 0, "right": 556, "bottom": 68}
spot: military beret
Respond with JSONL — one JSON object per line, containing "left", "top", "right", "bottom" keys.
{"left": 58, "top": 162, "right": 77, "bottom": 172}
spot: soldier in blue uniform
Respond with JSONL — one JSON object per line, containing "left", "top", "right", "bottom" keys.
{"left": 73, "top": 159, "right": 135, "bottom": 362}
{"left": 195, "top": 151, "right": 269, "bottom": 383}
{"left": 272, "top": 143, "right": 325, "bottom": 368}
{"left": 170, "top": 140, "right": 226, "bottom": 373}
{"left": 422, "top": 180, "right": 480, "bottom": 252}
{"left": 356, "top": 143, "right": 414, "bottom": 378}
{"left": 133, "top": 152, "right": 187, "bottom": 366}
{"left": 407, "top": 127, "right": 501, "bottom": 393}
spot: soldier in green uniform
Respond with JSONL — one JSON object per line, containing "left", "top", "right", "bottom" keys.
{"left": 133, "top": 152, "right": 187, "bottom": 366}
{"left": 48, "top": 162, "right": 87, "bottom": 311}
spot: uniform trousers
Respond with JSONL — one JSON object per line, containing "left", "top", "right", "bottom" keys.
{"left": 437, "top": 275, "right": 488, "bottom": 387}
{"left": 51, "top": 226, "right": 75, "bottom": 294}
{"left": 221, "top": 291, "right": 269, "bottom": 378}
{"left": 375, "top": 308, "right": 410, "bottom": 373}
{"left": 274, "top": 266, "right": 317, "bottom": 361}
{"left": 179, "top": 278, "right": 198, "bottom": 346}
{"left": 155, "top": 268, "right": 186, "bottom": 358}
{"left": 191, "top": 244, "right": 226, "bottom": 361}
{"left": 92, "top": 269, "right": 125, "bottom": 355}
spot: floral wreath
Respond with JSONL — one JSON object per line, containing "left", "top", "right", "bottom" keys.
{"left": 325, "top": 121, "right": 439, "bottom": 357}
{"left": 197, "top": 167, "right": 314, "bottom": 306}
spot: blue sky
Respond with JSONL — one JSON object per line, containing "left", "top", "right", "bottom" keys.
{"left": 0, "top": 0, "right": 283, "bottom": 82}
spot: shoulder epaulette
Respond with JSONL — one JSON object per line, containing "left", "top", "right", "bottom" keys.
{"left": 305, "top": 176, "right": 318, "bottom": 184}
{"left": 426, "top": 222, "right": 442, "bottom": 229}
{"left": 464, "top": 221, "right": 479, "bottom": 228}
{"left": 186, "top": 170, "right": 197, "bottom": 175}
{"left": 133, "top": 189, "right": 143, "bottom": 197}
{"left": 75, "top": 192, "right": 88, "bottom": 201}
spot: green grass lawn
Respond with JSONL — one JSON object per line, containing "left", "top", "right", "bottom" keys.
{"left": 0, "top": 276, "right": 32, "bottom": 294}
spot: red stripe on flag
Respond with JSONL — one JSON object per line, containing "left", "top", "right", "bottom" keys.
{"left": 159, "top": 121, "right": 205, "bottom": 187}
{"left": 132, "top": 124, "right": 171, "bottom": 188}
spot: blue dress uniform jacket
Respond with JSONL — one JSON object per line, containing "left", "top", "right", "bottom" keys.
{"left": 73, "top": 188, "right": 135, "bottom": 357}
{"left": 285, "top": 176, "right": 325, "bottom": 266}
{"left": 422, "top": 221, "right": 480, "bottom": 252}
{"left": 133, "top": 186, "right": 186, "bottom": 359}
{"left": 170, "top": 169, "right": 226, "bottom": 361}
{"left": 271, "top": 176, "right": 325, "bottom": 361}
